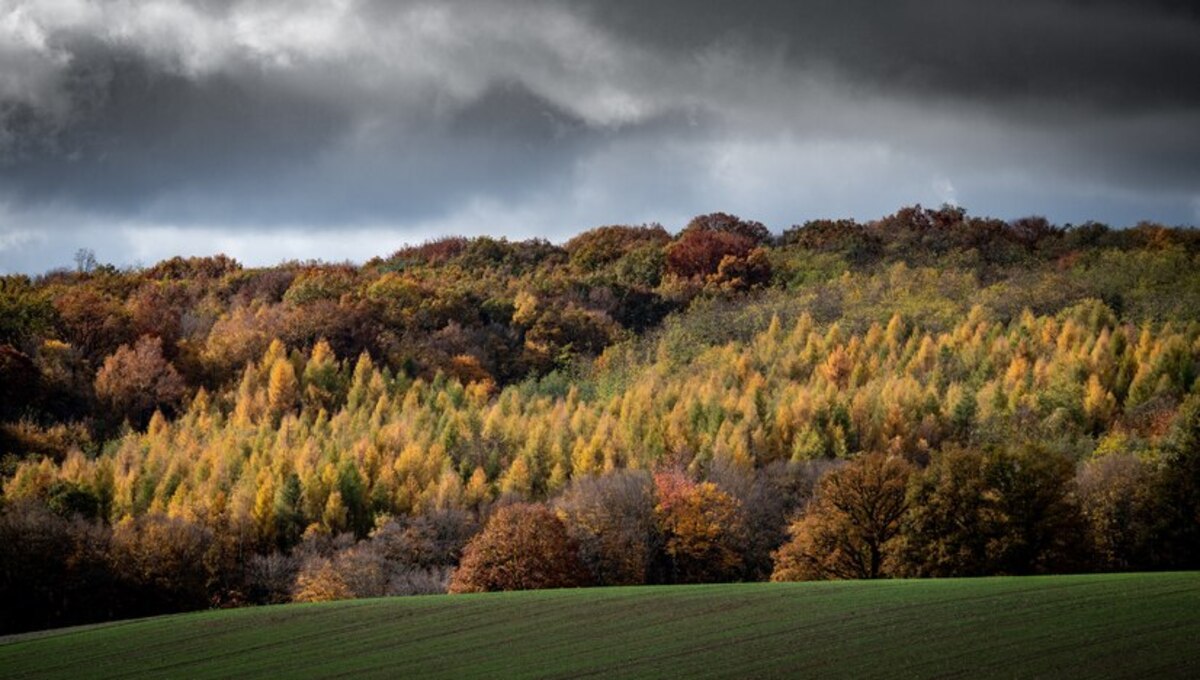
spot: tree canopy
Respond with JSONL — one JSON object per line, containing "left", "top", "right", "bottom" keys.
{"left": 2, "top": 205, "right": 1200, "bottom": 633}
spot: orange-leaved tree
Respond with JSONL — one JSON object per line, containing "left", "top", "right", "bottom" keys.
{"left": 448, "top": 503, "right": 588, "bottom": 593}
{"left": 772, "top": 453, "right": 912, "bottom": 581}
{"left": 654, "top": 470, "right": 747, "bottom": 584}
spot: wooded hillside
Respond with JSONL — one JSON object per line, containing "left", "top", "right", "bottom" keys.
{"left": 3, "top": 206, "right": 1199, "bottom": 633}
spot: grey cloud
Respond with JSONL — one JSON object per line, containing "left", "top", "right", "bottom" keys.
{"left": 0, "top": 0, "right": 721, "bottom": 227}
{"left": 0, "top": 0, "right": 1197, "bottom": 273}
{"left": 5, "top": 46, "right": 347, "bottom": 207}
{"left": 586, "top": 0, "right": 1200, "bottom": 111}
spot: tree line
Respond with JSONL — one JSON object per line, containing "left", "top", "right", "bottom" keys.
{"left": 2, "top": 205, "right": 1199, "bottom": 633}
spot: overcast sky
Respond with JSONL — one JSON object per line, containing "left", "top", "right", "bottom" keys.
{"left": 1, "top": 0, "right": 1198, "bottom": 273}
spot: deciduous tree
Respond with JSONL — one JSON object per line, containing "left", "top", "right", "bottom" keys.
{"left": 449, "top": 503, "right": 587, "bottom": 593}
{"left": 555, "top": 470, "right": 661, "bottom": 586}
{"left": 654, "top": 471, "right": 747, "bottom": 583}
{"left": 94, "top": 335, "right": 187, "bottom": 427}
{"left": 772, "top": 453, "right": 912, "bottom": 581}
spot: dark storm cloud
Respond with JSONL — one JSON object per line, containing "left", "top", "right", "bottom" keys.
{"left": 6, "top": 44, "right": 347, "bottom": 211}
{"left": 587, "top": 0, "right": 1200, "bottom": 111}
{"left": 0, "top": 0, "right": 1197, "bottom": 272}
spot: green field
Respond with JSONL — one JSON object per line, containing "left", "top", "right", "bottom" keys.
{"left": 1, "top": 572, "right": 1197, "bottom": 679}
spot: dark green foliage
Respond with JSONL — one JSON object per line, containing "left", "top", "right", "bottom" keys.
{"left": 901, "top": 446, "right": 1089, "bottom": 576}
{"left": 979, "top": 446, "right": 1090, "bottom": 574}
{"left": 45, "top": 481, "right": 102, "bottom": 521}
{"left": 0, "top": 277, "right": 56, "bottom": 349}
{"left": 274, "top": 473, "right": 306, "bottom": 550}
{"left": 1152, "top": 395, "right": 1200, "bottom": 568}
{"left": 900, "top": 447, "right": 996, "bottom": 577}
{"left": 337, "top": 462, "right": 371, "bottom": 538}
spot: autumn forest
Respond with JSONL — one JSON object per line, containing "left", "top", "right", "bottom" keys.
{"left": 2, "top": 206, "right": 1199, "bottom": 634}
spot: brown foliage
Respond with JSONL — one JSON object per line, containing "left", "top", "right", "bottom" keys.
{"left": 0, "top": 503, "right": 113, "bottom": 634}
{"left": 565, "top": 224, "right": 671, "bottom": 271}
{"left": 682, "top": 212, "right": 771, "bottom": 245}
{"left": 108, "top": 514, "right": 215, "bottom": 614}
{"left": 708, "top": 459, "right": 831, "bottom": 581}
{"left": 369, "top": 510, "right": 478, "bottom": 569}
{"left": 202, "top": 304, "right": 285, "bottom": 381}
{"left": 1008, "top": 216, "right": 1061, "bottom": 251}
{"left": 522, "top": 306, "right": 618, "bottom": 372}
{"left": 293, "top": 535, "right": 454, "bottom": 602}
{"left": 246, "top": 552, "right": 301, "bottom": 604}
{"left": 448, "top": 503, "right": 588, "bottom": 593}
{"left": 665, "top": 229, "right": 755, "bottom": 280}
{"left": 94, "top": 335, "right": 187, "bottom": 426}
{"left": 53, "top": 287, "right": 131, "bottom": 363}
{"left": 780, "top": 218, "right": 869, "bottom": 251}
{"left": 389, "top": 236, "right": 470, "bottom": 266}
{"left": 555, "top": 470, "right": 661, "bottom": 586}
{"left": 713, "top": 248, "right": 772, "bottom": 291}
{"left": 447, "top": 354, "right": 494, "bottom": 386}
{"left": 125, "top": 282, "right": 189, "bottom": 349}
{"left": 772, "top": 454, "right": 912, "bottom": 581}
{"left": 144, "top": 255, "right": 241, "bottom": 281}
{"left": 1076, "top": 453, "right": 1157, "bottom": 571}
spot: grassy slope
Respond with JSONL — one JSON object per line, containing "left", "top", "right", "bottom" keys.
{"left": 1, "top": 573, "right": 1197, "bottom": 679}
